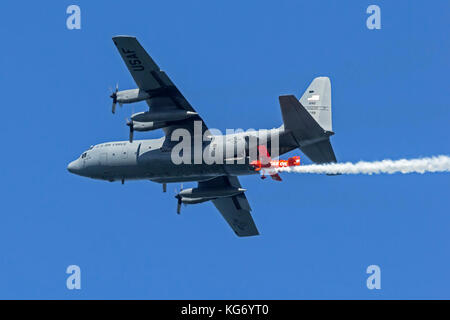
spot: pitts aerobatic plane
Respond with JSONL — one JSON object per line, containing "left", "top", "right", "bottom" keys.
{"left": 250, "top": 145, "right": 301, "bottom": 181}
{"left": 67, "top": 36, "right": 337, "bottom": 237}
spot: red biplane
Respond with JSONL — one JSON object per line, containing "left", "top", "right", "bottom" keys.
{"left": 250, "top": 145, "right": 300, "bottom": 181}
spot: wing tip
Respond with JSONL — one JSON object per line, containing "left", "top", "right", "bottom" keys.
{"left": 235, "top": 230, "right": 260, "bottom": 237}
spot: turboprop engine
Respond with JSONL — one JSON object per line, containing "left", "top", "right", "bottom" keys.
{"left": 131, "top": 110, "right": 198, "bottom": 122}
{"left": 125, "top": 110, "right": 198, "bottom": 143}
{"left": 111, "top": 87, "right": 150, "bottom": 113}
{"left": 110, "top": 85, "right": 200, "bottom": 142}
{"left": 174, "top": 186, "right": 246, "bottom": 214}
{"left": 116, "top": 88, "right": 150, "bottom": 104}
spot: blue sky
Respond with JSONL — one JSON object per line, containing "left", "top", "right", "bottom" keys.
{"left": 0, "top": 1, "right": 449, "bottom": 299}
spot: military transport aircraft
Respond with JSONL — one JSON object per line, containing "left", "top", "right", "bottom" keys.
{"left": 67, "top": 36, "right": 337, "bottom": 237}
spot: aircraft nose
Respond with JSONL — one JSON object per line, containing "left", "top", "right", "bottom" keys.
{"left": 67, "top": 160, "right": 79, "bottom": 174}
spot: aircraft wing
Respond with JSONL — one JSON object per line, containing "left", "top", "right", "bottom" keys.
{"left": 198, "top": 176, "right": 259, "bottom": 237}
{"left": 112, "top": 35, "right": 208, "bottom": 132}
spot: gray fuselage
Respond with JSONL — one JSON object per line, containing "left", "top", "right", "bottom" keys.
{"left": 67, "top": 129, "right": 297, "bottom": 184}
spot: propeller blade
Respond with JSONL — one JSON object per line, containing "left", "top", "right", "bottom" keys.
{"left": 177, "top": 198, "right": 181, "bottom": 214}
{"left": 110, "top": 84, "right": 119, "bottom": 114}
{"left": 129, "top": 126, "right": 134, "bottom": 143}
{"left": 175, "top": 194, "right": 182, "bottom": 214}
{"left": 126, "top": 119, "right": 134, "bottom": 143}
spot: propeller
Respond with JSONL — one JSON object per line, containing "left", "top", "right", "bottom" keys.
{"left": 174, "top": 184, "right": 184, "bottom": 214}
{"left": 125, "top": 104, "right": 136, "bottom": 143}
{"left": 110, "top": 84, "right": 119, "bottom": 114}
{"left": 126, "top": 118, "right": 134, "bottom": 143}
{"left": 175, "top": 194, "right": 182, "bottom": 214}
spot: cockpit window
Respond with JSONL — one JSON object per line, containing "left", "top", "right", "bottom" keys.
{"left": 81, "top": 152, "right": 87, "bottom": 159}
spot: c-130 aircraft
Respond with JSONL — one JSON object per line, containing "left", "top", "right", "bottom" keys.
{"left": 67, "top": 36, "right": 337, "bottom": 237}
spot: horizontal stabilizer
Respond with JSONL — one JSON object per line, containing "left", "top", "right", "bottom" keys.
{"left": 299, "top": 139, "right": 336, "bottom": 164}
{"left": 280, "top": 95, "right": 325, "bottom": 138}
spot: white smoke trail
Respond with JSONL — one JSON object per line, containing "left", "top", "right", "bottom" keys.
{"left": 276, "top": 155, "right": 450, "bottom": 175}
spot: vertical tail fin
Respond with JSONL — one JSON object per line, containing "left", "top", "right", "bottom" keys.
{"left": 279, "top": 92, "right": 337, "bottom": 164}
{"left": 299, "top": 77, "right": 332, "bottom": 132}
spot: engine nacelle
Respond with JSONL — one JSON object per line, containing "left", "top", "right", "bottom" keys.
{"left": 116, "top": 89, "right": 150, "bottom": 104}
{"left": 132, "top": 121, "right": 167, "bottom": 132}
{"left": 131, "top": 110, "right": 197, "bottom": 122}
{"left": 179, "top": 186, "right": 246, "bottom": 199}
{"left": 180, "top": 197, "right": 212, "bottom": 204}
